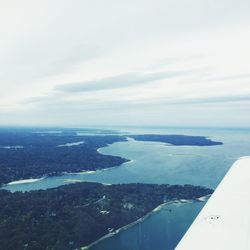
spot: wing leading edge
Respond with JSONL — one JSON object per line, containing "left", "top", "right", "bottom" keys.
{"left": 176, "top": 156, "right": 250, "bottom": 250}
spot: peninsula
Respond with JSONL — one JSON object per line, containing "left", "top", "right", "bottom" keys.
{"left": 0, "top": 128, "right": 128, "bottom": 185}
{"left": 130, "top": 134, "right": 223, "bottom": 146}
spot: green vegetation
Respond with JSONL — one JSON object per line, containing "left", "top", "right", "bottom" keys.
{"left": 0, "top": 129, "right": 128, "bottom": 185}
{"left": 0, "top": 182, "right": 213, "bottom": 250}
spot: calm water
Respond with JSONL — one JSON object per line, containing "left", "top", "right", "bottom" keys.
{"left": 2, "top": 127, "right": 250, "bottom": 250}
{"left": 90, "top": 201, "right": 206, "bottom": 250}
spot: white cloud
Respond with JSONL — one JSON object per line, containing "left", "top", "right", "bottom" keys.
{"left": 0, "top": 0, "right": 250, "bottom": 127}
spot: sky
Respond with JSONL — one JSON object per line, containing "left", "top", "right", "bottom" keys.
{"left": 0, "top": 0, "right": 250, "bottom": 127}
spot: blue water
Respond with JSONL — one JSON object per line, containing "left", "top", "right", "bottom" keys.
{"left": 90, "top": 201, "right": 206, "bottom": 250}
{"left": 2, "top": 127, "right": 250, "bottom": 249}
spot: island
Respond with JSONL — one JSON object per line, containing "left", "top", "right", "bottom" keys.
{"left": 0, "top": 182, "right": 213, "bottom": 250}
{"left": 130, "top": 134, "right": 223, "bottom": 146}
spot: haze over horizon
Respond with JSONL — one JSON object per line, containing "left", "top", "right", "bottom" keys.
{"left": 0, "top": 0, "right": 250, "bottom": 127}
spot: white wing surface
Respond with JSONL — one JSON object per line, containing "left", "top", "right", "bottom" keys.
{"left": 176, "top": 156, "right": 250, "bottom": 250}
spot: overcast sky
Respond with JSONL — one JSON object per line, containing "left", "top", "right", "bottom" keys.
{"left": 0, "top": 0, "right": 250, "bottom": 127}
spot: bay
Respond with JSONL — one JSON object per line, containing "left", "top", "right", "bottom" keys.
{"left": 3, "top": 127, "right": 250, "bottom": 249}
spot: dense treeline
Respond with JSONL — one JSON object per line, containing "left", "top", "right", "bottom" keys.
{"left": 0, "top": 182, "right": 213, "bottom": 250}
{"left": 130, "top": 134, "right": 223, "bottom": 146}
{"left": 0, "top": 129, "right": 128, "bottom": 185}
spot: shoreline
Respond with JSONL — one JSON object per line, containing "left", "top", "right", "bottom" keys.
{"left": 6, "top": 177, "right": 45, "bottom": 185}
{"left": 2, "top": 161, "right": 131, "bottom": 189}
{"left": 80, "top": 197, "right": 208, "bottom": 249}
{"left": 196, "top": 194, "right": 211, "bottom": 202}
{"left": 1, "top": 139, "right": 129, "bottom": 188}
{"left": 57, "top": 141, "right": 85, "bottom": 147}
{"left": 65, "top": 166, "right": 117, "bottom": 176}
{"left": 96, "top": 136, "right": 130, "bottom": 154}
{"left": 3, "top": 151, "right": 131, "bottom": 188}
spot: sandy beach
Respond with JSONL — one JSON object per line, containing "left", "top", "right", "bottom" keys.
{"left": 7, "top": 177, "right": 44, "bottom": 185}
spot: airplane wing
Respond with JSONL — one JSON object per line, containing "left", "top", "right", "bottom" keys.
{"left": 176, "top": 156, "right": 250, "bottom": 250}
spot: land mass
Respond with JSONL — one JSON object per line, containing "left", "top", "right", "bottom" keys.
{"left": 0, "top": 182, "right": 213, "bottom": 250}
{"left": 0, "top": 129, "right": 128, "bottom": 185}
{"left": 130, "top": 134, "right": 223, "bottom": 146}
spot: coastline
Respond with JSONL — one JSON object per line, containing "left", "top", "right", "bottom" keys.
{"left": 96, "top": 136, "right": 130, "bottom": 154}
{"left": 196, "top": 194, "right": 211, "bottom": 202}
{"left": 2, "top": 148, "right": 131, "bottom": 188}
{"left": 2, "top": 160, "right": 132, "bottom": 189}
{"left": 6, "top": 177, "right": 45, "bottom": 185}
{"left": 122, "top": 159, "right": 134, "bottom": 165}
{"left": 65, "top": 166, "right": 117, "bottom": 176}
{"left": 67, "top": 160, "right": 133, "bottom": 176}
{"left": 97, "top": 144, "right": 112, "bottom": 154}
{"left": 80, "top": 197, "right": 207, "bottom": 250}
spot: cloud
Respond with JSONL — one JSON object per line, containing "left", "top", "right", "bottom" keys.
{"left": 56, "top": 70, "right": 193, "bottom": 92}
{"left": 185, "top": 94, "right": 250, "bottom": 104}
{"left": 1, "top": 0, "right": 250, "bottom": 127}
{"left": 24, "top": 92, "right": 250, "bottom": 113}
{"left": 138, "top": 94, "right": 250, "bottom": 107}
{"left": 206, "top": 73, "right": 250, "bottom": 82}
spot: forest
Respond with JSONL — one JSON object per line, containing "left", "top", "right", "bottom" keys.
{"left": 0, "top": 182, "right": 213, "bottom": 250}
{"left": 0, "top": 128, "right": 128, "bottom": 185}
